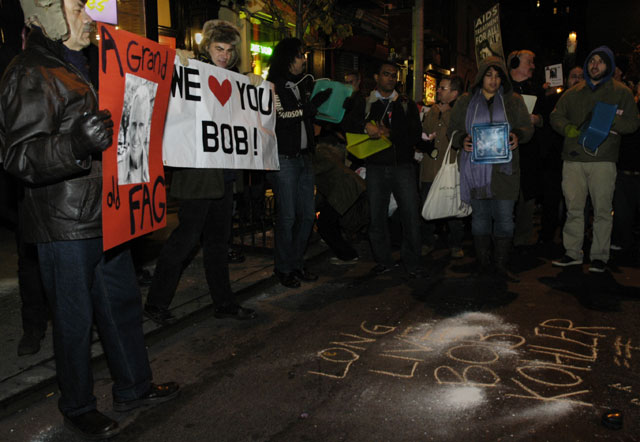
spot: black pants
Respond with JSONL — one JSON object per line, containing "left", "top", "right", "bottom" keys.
{"left": 17, "top": 228, "right": 48, "bottom": 335}
{"left": 316, "top": 200, "right": 358, "bottom": 261}
{"left": 146, "top": 183, "right": 235, "bottom": 309}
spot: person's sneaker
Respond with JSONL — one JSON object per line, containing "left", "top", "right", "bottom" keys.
{"left": 113, "top": 382, "right": 180, "bottom": 412}
{"left": 64, "top": 409, "right": 119, "bottom": 440}
{"left": 588, "top": 259, "right": 606, "bottom": 273}
{"left": 610, "top": 244, "right": 622, "bottom": 251}
{"left": 214, "top": 303, "right": 257, "bottom": 320}
{"left": 329, "top": 256, "right": 359, "bottom": 265}
{"left": 450, "top": 247, "right": 465, "bottom": 259}
{"left": 371, "top": 264, "right": 392, "bottom": 275}
{"left": 552, "top": 255, "right": 583, "bottom": 267}
{"left": 144, "top": 304, "right": 177, "bottom": 326}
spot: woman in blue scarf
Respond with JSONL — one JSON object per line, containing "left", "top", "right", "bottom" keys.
{"left": 448, "top": 57, "right": 533, "bottom": 279}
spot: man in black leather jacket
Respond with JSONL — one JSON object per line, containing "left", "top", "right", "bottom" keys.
{"left": 0, "top": 0, "right": 178, "bottom": 438}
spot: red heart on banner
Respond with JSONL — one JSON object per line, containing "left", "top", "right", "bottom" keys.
{"left": 208, "top": 76, "right": 232, "bottom": 106}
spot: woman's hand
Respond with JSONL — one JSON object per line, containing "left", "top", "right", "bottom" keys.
{"left": 463, "top": 134, "right": 473, "bottom": 152}
{"left": 509, "top": 132, "right": 519, "bottom": 150}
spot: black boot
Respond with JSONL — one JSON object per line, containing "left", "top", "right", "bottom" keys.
{"left": 473, "top": 235, "right": 492, "bottom": 276}
{"left": 494, "top": 236, "right": 519, "bottom": 282}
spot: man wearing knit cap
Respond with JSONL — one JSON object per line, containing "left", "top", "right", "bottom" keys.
{"left": 144, "top": 19, "right": 257, "bottom": 324}
{"left": 550, "top": 46, "right": 639, "bottom": 273}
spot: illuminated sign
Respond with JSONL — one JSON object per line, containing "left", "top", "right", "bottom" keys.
{"left": 251, "top": 43, "right": 273, "bottom": 56}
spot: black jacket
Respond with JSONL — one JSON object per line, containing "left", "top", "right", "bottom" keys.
{"left": 0, "top": 28, "right": 102, "bottom": 243}
{"left": 272, "top": 74, "right": 317, "bottom": 156}
{"left": 364, "top": 93, "right": 422, "bottom": 166}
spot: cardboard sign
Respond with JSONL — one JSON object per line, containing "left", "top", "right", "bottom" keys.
{"left": 99, "top": 24, "right": 175, "bottom": 251}
{"left": 162, "top": 58, "right": 279, "bottom": 170}
{"left": 85, "top": 0, "right": 118, "bottom": 25}
{"left": 474, "top": 3, "right": 505, "bottom": 65}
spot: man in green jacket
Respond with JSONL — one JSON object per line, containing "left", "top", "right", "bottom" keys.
{"left": 551, "top": 46, "right": 640, "bottom": 273}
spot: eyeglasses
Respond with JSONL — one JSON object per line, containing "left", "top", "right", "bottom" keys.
{"left": 296, "top": 53, "right": 306, "bottom": 59}
{"left": 437, "top": 86, "right": 451, "bottom": 90}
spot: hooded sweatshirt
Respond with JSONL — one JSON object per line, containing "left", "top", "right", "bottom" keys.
{"left": 448, "top": 56, "right": 533, "bottom": 201}
{"left": 550, "top": 46, "right": 640, "bottom": 163}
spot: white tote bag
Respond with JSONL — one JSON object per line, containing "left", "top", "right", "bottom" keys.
{"left": 421, "top": 131, "right": 472, "bottom": 220}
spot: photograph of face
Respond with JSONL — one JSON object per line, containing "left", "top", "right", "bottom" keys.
{"left": 117, "top": 74, "right": 158, "bottom": 185}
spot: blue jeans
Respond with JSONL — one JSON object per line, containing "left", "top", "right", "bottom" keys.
{"left": 37, "top": 239, "right": 151, "bottom": 417}
{"left": 470, "top": 199, "right": 516, "bottom": 237}
{"left": 367, "top": 164, "right": 421, "bottom": 270}
{"left": 273, "top": 153, "right": 316, "bottom": 273}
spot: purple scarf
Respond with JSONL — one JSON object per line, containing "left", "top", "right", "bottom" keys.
{"left": 459, "top": 88, "right": 512, "bottom": 203}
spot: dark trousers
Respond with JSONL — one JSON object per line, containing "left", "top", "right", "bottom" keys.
{"left": 16, "top": 226, "right": 48, "bottom": 336}
{"left": 612, "top": 172, "right": 640, "bottom": 249}
{"left": 147, "top": 183, "right": 235, "bottom": 309}
{"left": 366, "top": 164, "right": 421, "bottom": 270}
{"left": 316, "top": 199, "right": 358, "bottom": 260}
{"left": 37, "top": 239, "right": 152, "bottom": 416}
{"left": 539, "top": 158, "right": 564, "bottom": 242}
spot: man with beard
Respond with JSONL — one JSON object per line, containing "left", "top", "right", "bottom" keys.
{"left": 1, "top": 0, "right": 179, "bottom": 438}
{"left": 551, "top": 46, "right": 639, "bottom": 273}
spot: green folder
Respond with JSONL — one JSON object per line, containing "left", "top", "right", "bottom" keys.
{"left": 346, "top": 132, "right": 392, "bottom": 159}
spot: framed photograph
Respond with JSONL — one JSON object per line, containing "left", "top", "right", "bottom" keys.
{"left": 471, "top": 122, "right": 512, "bottom": 164}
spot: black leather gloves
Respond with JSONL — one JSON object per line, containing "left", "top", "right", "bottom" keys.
{"left": 71, "top": 110, "right": 114, "bottom": 159}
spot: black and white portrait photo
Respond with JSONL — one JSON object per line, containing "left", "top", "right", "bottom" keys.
{"left": 117, "top": 74, "right": 158, "bottom": 185}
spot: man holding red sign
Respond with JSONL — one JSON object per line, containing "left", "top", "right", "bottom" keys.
{"left": 0, "top": 0, "right": 178, "bottom": 439}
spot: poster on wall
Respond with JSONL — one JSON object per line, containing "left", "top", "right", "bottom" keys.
{"left": 474, "top": 3, "right": 505, "bottom": 66}
{"left": 425, "top": 75, "right": 437, "bottom": 105}
{"left": 162, "top": 58, "right": 279, "bottom": 170}
{"left": 99, "top": 24, "right": 175, "bottom": 251}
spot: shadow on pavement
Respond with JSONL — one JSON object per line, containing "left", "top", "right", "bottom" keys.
{"left": 539, "top": 266, "right": 640, "bottom": 311}
{"left": 413, "top": 275, "right": 518, "bottom": 316}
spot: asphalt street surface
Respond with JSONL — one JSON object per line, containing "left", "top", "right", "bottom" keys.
{"left": 1, "top": 240, "right": 639, "bottom": 442}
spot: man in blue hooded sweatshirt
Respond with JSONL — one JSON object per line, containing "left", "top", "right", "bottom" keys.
{"left": 550, "top": 46, "right": 640, "bottom": 272}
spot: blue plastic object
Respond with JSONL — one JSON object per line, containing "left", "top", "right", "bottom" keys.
{"left": 311, "top": 79, "right": 353, "bottom": 124}
{"left": 578, "top": 101, "right": 618, "bottom": 153}
{"left": 471, "top": 122, "right": 512, "bottom": 164}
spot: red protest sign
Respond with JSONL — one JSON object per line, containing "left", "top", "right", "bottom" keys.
{"left": 99, "top": 24, "right": 175, "bottom": 251}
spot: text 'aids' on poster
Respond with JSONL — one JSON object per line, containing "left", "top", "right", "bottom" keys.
{"left": 474, "top": 3, "right": 505, "bottom": 66}
{"left": 162, "top": 58, "right": 279, "bottom": 171}
{"left": 99, "top": 24, "right": 175, "bottom": 251}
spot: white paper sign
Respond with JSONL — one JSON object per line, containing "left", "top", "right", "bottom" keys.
{"left": 521, "top": 94, "right": 538, "bottom": 114}
{"left": 163, "top": 57, "right": 279, "bottom": 170}
{"left": 545, "top": 63, "right": 563, "bottom": 88}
